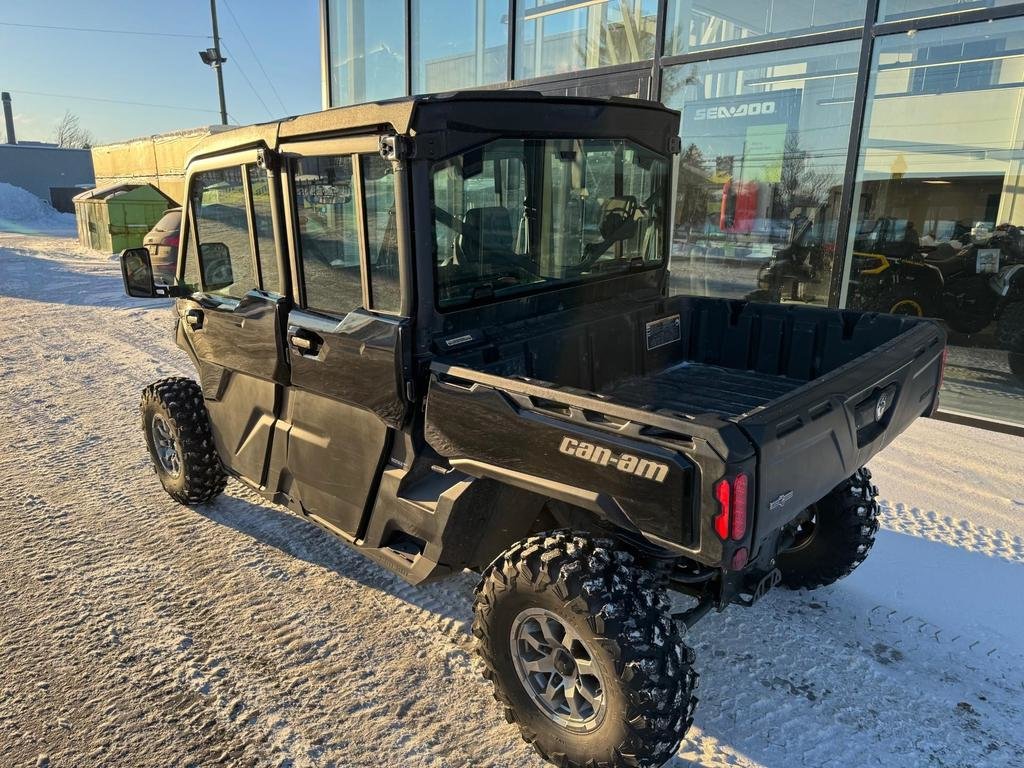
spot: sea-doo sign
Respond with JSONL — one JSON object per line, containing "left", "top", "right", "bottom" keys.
{"left": 694, "top": 101, "right": 777, "bottom": 122}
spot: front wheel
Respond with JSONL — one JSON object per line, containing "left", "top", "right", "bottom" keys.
{"left": 140, "top": 377, "right": 227, "bottom": 505}
{"left": 777, "top": 468, "right": 880, "bottom": 590}
{"left": 474, "top": 531, "right": 697, "bottom": 768}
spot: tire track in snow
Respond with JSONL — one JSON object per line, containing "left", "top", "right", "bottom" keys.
{"left": 878, "top": 500, "right": 1024, "bottom": 565}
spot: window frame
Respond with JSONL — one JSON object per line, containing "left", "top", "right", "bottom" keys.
{"left": 280, "top": 135, "right": 408, "bottom": 319}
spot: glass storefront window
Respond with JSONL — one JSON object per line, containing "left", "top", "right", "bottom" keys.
{"left": 327, "top": 0, "right": 406, "bottom": 106}
{"left": 515, "top": 0, "right": 658, "bottom": 80}
{"left": 664, "top": 1, "right": 864, "bottom": 55}
{"left": 411, "top": 0, "right": 508, "bottom": 93}
{"left": 844, "top": 19, "right": 1024, "bottom": 426}
{"left": 661, "top": 42, "right": 860, "bottom": 304}
{"left": 879, "top": 0, "right": 1020, "bottom": 23}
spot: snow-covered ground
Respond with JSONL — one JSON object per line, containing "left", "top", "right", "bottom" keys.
{"left": 0, "top": 227, "right": 1021, "bottom": 768}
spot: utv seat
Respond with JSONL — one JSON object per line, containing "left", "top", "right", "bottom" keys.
{"left": 456, "top": 206, "right": 516, "bottom": 268}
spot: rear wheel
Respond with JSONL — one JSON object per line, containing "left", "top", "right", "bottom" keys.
{"left": 140, "top": 377, "right": 227, "bottom": 505}
{"left": 474, "top": 531, "right": 697, "bottom": 768}
{"left": 942, "top": 276, "right": 997, "bottom": 334}
{"left": 777, "top": 468, "right": 880, "bottom": 590}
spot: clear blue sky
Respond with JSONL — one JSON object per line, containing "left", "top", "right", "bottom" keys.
{"left": 0, "top": 0, "right": 323, "bottom": 145}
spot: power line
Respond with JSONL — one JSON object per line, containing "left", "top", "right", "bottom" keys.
{"left": 221, "top": 0, "right": 288, "bottom": 114}
{"left": 11, "top": 88, "right": 225, "bottom": 115}
{"left": 220, "top": 41, "right": 274, "bottom": 120}
{"left": 0, "top": 21, "right": 209, "bottom": 39}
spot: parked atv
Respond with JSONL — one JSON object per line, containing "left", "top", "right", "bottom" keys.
{"left": 118, "top": 92, "right": 946, "bottom": 768}
{"left": 851, "top": 225, "right": 1024, "bottom": 333}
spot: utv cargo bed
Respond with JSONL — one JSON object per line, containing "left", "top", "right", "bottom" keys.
{"left": 426, "top": 294, "right": 946, "bottom": 553}
{"left": 602, "top": 362, "right": 805, "bottom": 419}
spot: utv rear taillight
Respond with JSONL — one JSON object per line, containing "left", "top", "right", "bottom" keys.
{"left": 713, "top": 480, "right": 731, "bottom": 539}
{"left": 163, "top": 234, "right": 180, "bottom": 248}
{"left": 713, "top": 473, "right": 749, "bottom": 541}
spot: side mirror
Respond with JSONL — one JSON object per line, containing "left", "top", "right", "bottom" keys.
{"left": 121, "top": 247, "right": 157, "bottom": 297}
{"left": 200, "top": 242, "right": 234, "bottom": 290}
{"left": 120, "top": 247, "right": 181, "bottom": 298}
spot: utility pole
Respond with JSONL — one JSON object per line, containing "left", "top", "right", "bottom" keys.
{"left": 199, "top": 0, "right": 228, "bottom": 125}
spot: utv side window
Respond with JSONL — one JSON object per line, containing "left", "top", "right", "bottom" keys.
{"left": 248, "top": 164, "right": 281, "bottom": 293}
{"left": 190, "top": 167, "right": 257, "bottom": 299}
{"left": 294, "top": 155, "right": 363, "bottom": 316}
{"left": 360, "top": 153, "right": 401, "bottom": 314}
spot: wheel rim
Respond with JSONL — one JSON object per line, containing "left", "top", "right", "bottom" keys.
{"left": 782, "top": 510, "right": 818, "bottom": 554}
{"left": 150, "top": 414, "right": 181, "bottom": 478}
{"left": 889, "top": 298, "right": 923, "bottom": 316}
{"left": 509, "top": 608, "right": 607, "bottom": 732}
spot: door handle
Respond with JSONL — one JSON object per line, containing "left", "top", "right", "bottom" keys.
{"left": 185, "top": 308, "right": 204, "bottom": 330}
{"left": 289, "top": 328, "right": 323, "bottom": 356}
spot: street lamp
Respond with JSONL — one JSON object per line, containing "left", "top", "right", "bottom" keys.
{"left": 199, "top": 0, "right": 228, "bottom": 126}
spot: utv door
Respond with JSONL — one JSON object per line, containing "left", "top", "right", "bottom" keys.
{"left": 278, "top": 139, "right": 410, "bottom": 539}
{"left": 177, "top": 154, "right": 288, "bottom": 486}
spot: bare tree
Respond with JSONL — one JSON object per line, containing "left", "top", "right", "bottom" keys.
{"left": 53, "top": 111, "right": 94, "bottom": 149}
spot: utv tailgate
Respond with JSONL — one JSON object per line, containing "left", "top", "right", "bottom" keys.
{"left": 737, "top": 319, "right": 945, "bottom": 542}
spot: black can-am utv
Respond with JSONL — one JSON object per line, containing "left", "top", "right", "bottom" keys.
{"left": 120, "top": 92, "right": 946, "bottom": 768}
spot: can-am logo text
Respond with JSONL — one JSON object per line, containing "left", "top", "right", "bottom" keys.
{"left": 694, "top": 102, "right": 777, "bottom": 121}
{"left": 558, "top": 437, "right": 669, "bottom": 483}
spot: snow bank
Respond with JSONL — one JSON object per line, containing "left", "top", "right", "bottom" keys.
{"left": 0, "top": 182, "right": 77, "bottom": 233}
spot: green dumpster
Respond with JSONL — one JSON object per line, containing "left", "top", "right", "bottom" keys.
{"left": 73, "top": 183, "right": 176, "bottom": 253}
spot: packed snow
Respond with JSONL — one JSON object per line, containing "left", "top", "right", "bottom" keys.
{"left": 0, "top": 183, "right": 77, "bottom": 234}
{"left": 0, "top": 229, "right": 1021, "bottom": 768}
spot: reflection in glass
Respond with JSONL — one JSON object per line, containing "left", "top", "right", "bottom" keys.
{"left": 664, "top": 0, "right": 863, "bottom": 55}
{"left": 661, "top": 42, "right": 859, "bottom": 304}
{"left": 844, "top": 19, "right": 1024, "bottom": 425}
{"left": 879, "top": 0, "right": 1018, "bottom": 23}
{"left": 327, "top": 0, "right": 406, "bottom": 106}
{"left": 515, "top": 0, "right": 658, "bottom": 80}
{"left": 411, "top": 0, "right": 508, "bottom": 93}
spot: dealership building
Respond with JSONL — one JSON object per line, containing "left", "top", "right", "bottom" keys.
{"left": 318, "top": 0, "right": 1024, "bottom": 431}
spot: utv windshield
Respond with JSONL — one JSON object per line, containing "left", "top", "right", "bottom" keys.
{"left": 432, "top": 137, "right": 669, "bottom": 308}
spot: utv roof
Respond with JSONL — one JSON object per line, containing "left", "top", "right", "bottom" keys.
{"left": 185, "top": 91, "right": 680, "bottom": 165}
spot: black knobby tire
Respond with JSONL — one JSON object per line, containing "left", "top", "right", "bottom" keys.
{"left": 474, "top": 531, "right": 697, "bottom": 768}
{"left": 942, "top": 275, "right": 997, "bottom": 334}
{"left": 140, "top": 377, "right": 227, "bottom": 505}
{"left": 777, "top": 468, "right": 880, "bottom": 590}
